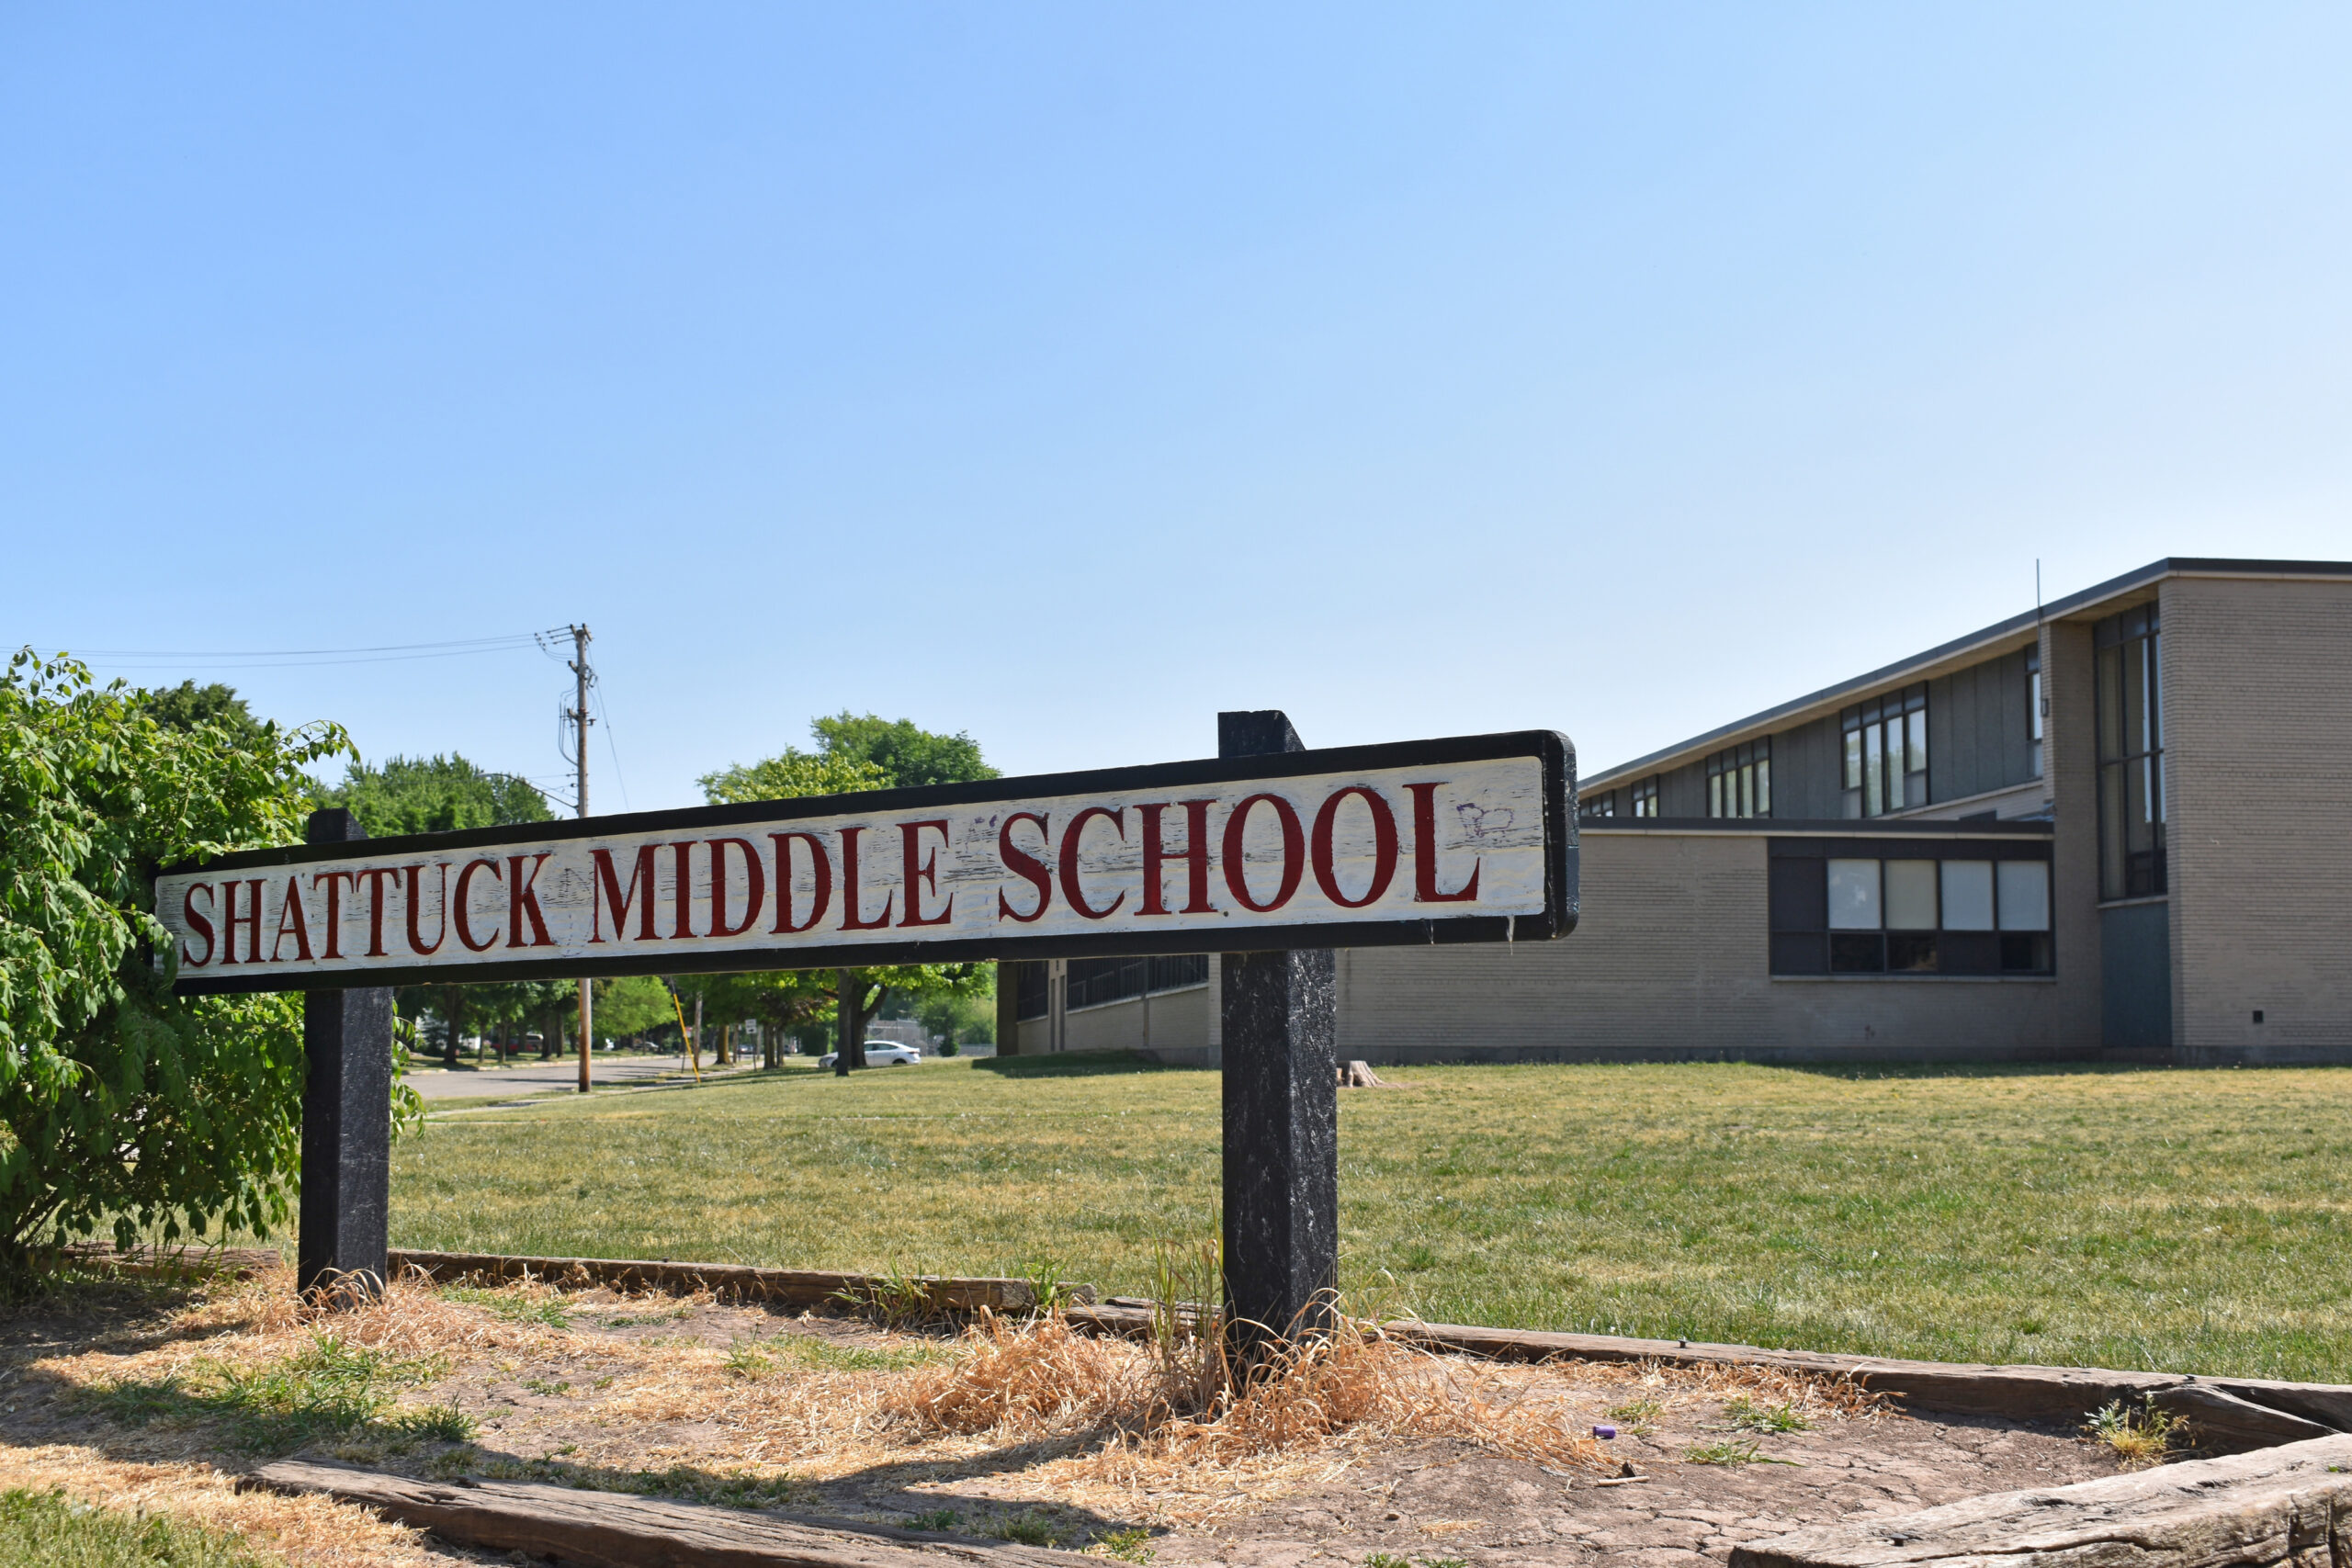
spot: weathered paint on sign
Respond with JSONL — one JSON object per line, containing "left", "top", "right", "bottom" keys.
{"left": 158, "top": 732, "right": 1574, "bottom": 993}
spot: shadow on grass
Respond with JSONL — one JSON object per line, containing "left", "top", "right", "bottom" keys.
{"left": 1770, "top": 1059, "right": 2188, "bottom": 1083}
{"left": 392, "top": 1439, "right": 1159, "bottom": 1553}
{"left": 970, "top": 1050, "right": 1185, "bottom": 1078}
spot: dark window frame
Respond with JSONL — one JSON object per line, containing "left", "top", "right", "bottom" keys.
{"left": 1012, "top": 960, "right": 1050, "bottom": 1021}
{"left": 2094, "top": 604, "right": 2165, "bottom": 900}
{"left": 1631, "top": 776, "right": 1660, "bottom": 818}
{"left": 1063, "top": 953, "right": 1211, "bottom": 1011}
{"left": 1841, "top": 683, "right": 1929, "bottom": 818}
{"left": 1706, "top": 740, "right": 1771, "bottom": 819}
{"left": 1767, "top": 838, "right": 2053, "bottom": 978}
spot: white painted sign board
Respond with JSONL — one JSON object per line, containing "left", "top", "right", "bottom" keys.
{"left": 160, "top": 731, "right": 1575, "bottom": 993}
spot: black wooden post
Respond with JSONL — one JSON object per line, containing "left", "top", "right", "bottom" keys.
{"left": 298, "top": 808, "right": 394, "bottom": 1301}
{"left": 1219, "top": 710, "right": 1340, "bottom": 1370}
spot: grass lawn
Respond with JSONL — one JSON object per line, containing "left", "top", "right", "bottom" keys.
{"left": 0, "top": 1489, "right": 272, "bottom": 1567}
{"left": 388, "top": 1056, "right": 2352, "bottom": 1383}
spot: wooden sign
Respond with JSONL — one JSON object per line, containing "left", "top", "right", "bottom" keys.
{"left": 159, "top": 731, "right": 1574, "bottom": 994}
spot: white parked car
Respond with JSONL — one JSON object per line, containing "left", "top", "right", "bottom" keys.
{"left": 817, "top": 1042, "right": 922, "bottom": 1069}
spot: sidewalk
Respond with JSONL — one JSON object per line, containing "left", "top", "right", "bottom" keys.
{"left": 406, "top": 1055, "right": 752, "bottom": 1100}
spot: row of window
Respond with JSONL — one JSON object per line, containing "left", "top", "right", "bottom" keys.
{"left": 1708, "top": 739, "right": 1770, "bottom": 819}
{"left": 1842, "top": 683, "right": 1928, "bottom": 818}
{"left": 2096, "top": 605, "right": 2165, "bottom": 899}
{"left": 1011, "top": 954, "right": 1214, "bottom": 1021}
{"left": 1770, "top": 849, "right": 2052, "bottom": 976}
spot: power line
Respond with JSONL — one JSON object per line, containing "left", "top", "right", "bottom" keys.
{"left": 39, "top": 628, "right": 571, "bottom": 671}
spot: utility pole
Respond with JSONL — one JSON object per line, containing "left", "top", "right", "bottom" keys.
{"left": 569, "top": 624, "right": 594, "bottom": 1094}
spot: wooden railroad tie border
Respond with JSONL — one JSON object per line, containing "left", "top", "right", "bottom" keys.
{"left": 385, "top": 1248, "right": 1096, "bottom": 1315}
{"left": 1070, "top": 1302, "right": 2352, "bottom": 1451}
{"left": 1729, "top": 1430, "right": 2352, "bottom": 1568}
{"left": 244, "top": 1460, "right": 1106, "bottom": 1567}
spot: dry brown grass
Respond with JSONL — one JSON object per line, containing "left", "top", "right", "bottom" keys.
{"left": 888, "top": 1309, "right": 1614, "bottom": 1485}
{"left": 0, "top": 1443, "right": 435, "bottom": 1567}
{"left": 12, "top": 1269, "right": 1896, "bottom": 1542}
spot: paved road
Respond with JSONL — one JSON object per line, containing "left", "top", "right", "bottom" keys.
{"left": 408, "top": 1055, "right": 750, "bottom": 1101}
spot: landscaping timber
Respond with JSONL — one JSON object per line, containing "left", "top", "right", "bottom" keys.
{"left": 386, "top": 1248, "right": 1090, "bottom": 1314}
{"left": 1729, "top": 1431, "right": 2352, "bottom": 1568}
{"left": 245, "top": 1461, "right": 1105, "bottom": 1567}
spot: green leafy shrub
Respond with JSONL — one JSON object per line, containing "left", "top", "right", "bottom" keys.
{"left": 0, "top": 652, "right": 408, "bottom": 1290}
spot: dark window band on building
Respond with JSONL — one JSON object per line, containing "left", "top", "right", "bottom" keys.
{"left": 1842, "top": 683, "right": 1928, "bottom": 818}
{"left": 1579, "top": 792, "right": 1616, "bottom": 822}
{"left": 2095, "top": 604, "right": 2165, "bottom": 900}
{"left": 1632, "top": 776, "right": 1660, "bottom": 818}
{"left": 1012, "top": 960, "right": 1050, "bottom": 1021}
{"left": 1768, "top": 838, "right": 2053, "bottom": 977}
{"left": 1065, "top": 953, "right": 1210, "bottom": 1011}
{"left": 1707, "top": 740, "right": 1770, "bottom": 819}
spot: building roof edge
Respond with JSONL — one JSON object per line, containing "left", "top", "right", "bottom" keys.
{"left": 1580, "top": 555, "right": 2352, "bottom": 792}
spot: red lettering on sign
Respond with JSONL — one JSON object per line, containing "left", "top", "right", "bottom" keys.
{"left": 508, "top": 853, "right": 555, "bottom": 947}
{"left": 355, "top": 866, "right": 401, "bottom": 956}
{"left": 1406, "top": 782, "right": 1481, "bottom": 903}
{"left": 406, "top": 864, "right": 447, "bottom": 949}
{"left": 899, "top": 820, "right": 953, "bottom": 927}
{"left": 1311, "top": 786, "right": 1398, "bottom": 909}
{"left": 271, "top": 876, "right": 314, "bottom": 962}
{"left": 672, "top": 842, "right": 695, "bottom": 939}
{"left": 591, "top": 846, "right": 659, "bottom": 942}
{"left": 707, "top": 838, "right": 765, "bottom": 938}
{"left": 311, "top": 870, "right": 354, "bottom": 959}
{"left": 1222, "top": 794, "right": 1304, "bottom": 913}
{"left": 996, "top": 813, "right": 1052, "bottom": 923}
{"left": 769, "top": 832, "right": 831, "bottom": 933}
{"left": 1138, "top": 800, "right": 1216, "bottom": 916}
{"left": 404, "top": 863, "right": 448, "bottom": 954}
{"left": 220, "top": 878, "right": 264, "bottom": 964}
{"left": 454, "top": 858, "right": 503, "bottom": 951}
{"left": 180, "top": 883, "right": 216, "bottom": 968}
{"left": 840, "top": 827, "right": 895, "bottom": 930}
{"left": 1060, "top": 807, "right": 1128, "bottom": 920}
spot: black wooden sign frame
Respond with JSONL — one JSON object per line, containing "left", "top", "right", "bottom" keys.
{"left": 161, "top": 729, "right": 1576, "bottom": 996}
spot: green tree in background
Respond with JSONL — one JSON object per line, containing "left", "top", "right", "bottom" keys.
{"left": 322, "top": 753, "right": 553, "bottom": 838}
{"left": 0, "top": 653, "right": 411, "bottom": 1288}
{"left": 696, "top": 750, "right": 883, "bottom": 806}
{"left": 136, "top": 680, "right": 272, "bottom": 747}
{"left": 697, "top": 713, "right": 997, "bottom": 1070}
{"left": 808, "top": 712, "right": 996, "bottom": 790}
{"left": 322, "top": 755, "right": 554, "bottom": 1064}
{"left": 593, "top": 976, "right": 677, "bottom": 1043}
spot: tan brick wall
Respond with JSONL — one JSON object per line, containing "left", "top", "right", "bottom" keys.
{"left": 2160, "top": 574, "right": 2352, "bottom": 1061}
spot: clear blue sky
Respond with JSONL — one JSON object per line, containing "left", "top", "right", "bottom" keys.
{"left": 6, "top": 6, "right": 2347, "bottom": 810}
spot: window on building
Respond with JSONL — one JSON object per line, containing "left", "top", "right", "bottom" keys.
{"left": 2095, "top": 605, "right": 2165, "bottom": 899}
{"left": 2027, "top": 646, "right": 2044, "bottom": 780}
{"left": 1012, "top": 961, "right": 1050, "bottom": 1021}
{"left": 1707, "top": 740, "right": 1770, "bottom": 818}
{"left": 1632, "top": 777, "right": 1660, "bottom": 818}
{"left": 1579, "top": 792, "right": 1615, "bottom": 822}
{"left": 1841, "top": 684, "right": 1928, "bottom": 818}
{"left": 1063, "top": 953, "right": 1211, "bottom": 1010}
{"left": 1769, "top": 845, "right": 2052, "bottom": 976}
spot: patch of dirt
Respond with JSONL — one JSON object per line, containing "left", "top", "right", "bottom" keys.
{"left": 0, "top": 1271, "right": 2122, "bottom": 1565}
